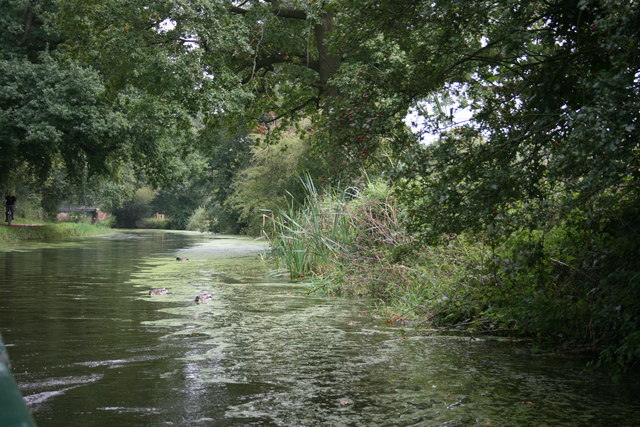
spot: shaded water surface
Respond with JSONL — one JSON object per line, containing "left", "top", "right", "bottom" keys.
{"left": 1, "top": 231, "right": 638, "bottom": 426}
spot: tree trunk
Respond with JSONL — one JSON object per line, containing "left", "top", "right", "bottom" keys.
{"left": 314, "top": 11, "right": 341, "bottom": 99}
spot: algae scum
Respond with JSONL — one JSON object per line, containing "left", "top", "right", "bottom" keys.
{"left": 1, "top": 231, "right": 639, "bottom": 426}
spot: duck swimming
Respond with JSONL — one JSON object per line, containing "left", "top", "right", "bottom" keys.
{"left": 195, "top": 294, "right": 212, "bottom": 304}
{"left": 149, "top": 288, "right": 168, "bottom": 295}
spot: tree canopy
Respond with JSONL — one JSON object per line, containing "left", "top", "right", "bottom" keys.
{"left": 330, "top": 0, "right": 640, "bottom": 236}
{"left": 54, "top": 1, "right": 339, "bottom": 129}
{"left": 0, "top": 0, "right": 200, "bottom": 188}
{"left": 3, "top": 0, "right": 638, "bottom": 240}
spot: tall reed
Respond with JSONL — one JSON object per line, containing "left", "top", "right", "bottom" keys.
{"left": 265, "top": 175, "right": 357, "bottom": 279}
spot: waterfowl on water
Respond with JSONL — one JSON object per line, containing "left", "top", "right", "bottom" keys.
{"left": 176, "top": 257, "right": 189, "bottom": 261}
{"left": 195, "top": 294, "right": 212, "bottom": 304}
{"left": 149, "top": 288, "right": 168, "bottom": 296}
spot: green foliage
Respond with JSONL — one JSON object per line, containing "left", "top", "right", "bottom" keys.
{"left": 267, "top": 175, "right": 357, "bottom": 279}
{"left": 51, "top": 0, "right": 400, "bottom": 182}
{"left": 1, "top": 0, "right": 637, "bottom": 374}
{"left": 0, "top": 0, "right": 62, "bottom": 59}
{"left": 332, "top": 0, "right": 640, "bottom": 239}
{"left": 484, "top": 197, "right": 640, "bottom": 370}
{"left": 269, "top": 167, "right": 640, "bottom": 373}
{"left": 56, "top": 0, "right": 250, "bottom": 112}
{"left": 1, "top": 1, "right": 200, "bottom": 190}
{"left": 312, "top": 39, "right": 414, "bottom": 179}
{"left": 5, "top": 173, "right": 46, "bottom": 222}
{"left": 54, "top": 0, "right": 330, "bottom": 135}
{"left": 230, "top": 129, "right": 327, "bottom": 234}
{"left": 267, "top": 176, "right": 417, "bottom": 300}
{"left": 186, "top": 207, "right": 211, "bottom": 232}
{"left": 112, "top": 187, "right": 156, "bottom": 228}
{"left": 194, "top": 126, "right": 254, "bottom": 234}
{"left": 326, "top": 0, "right": 640, "bottom": 372}
{"left": 0, "top": 52, "right": 130, "bottom": 183}
{"left": 137, "top": 217, "right": 171, "bottom": 229}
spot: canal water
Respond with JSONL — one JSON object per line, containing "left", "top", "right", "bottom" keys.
{"left": 0, "top": 231, "right": 638, "bottom": 426}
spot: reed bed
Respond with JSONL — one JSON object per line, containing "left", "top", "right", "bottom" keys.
{"left": 265, "top": 176, "right": 357, "bottom": 279}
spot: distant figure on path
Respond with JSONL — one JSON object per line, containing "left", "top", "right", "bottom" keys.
{"left": 4, "top": 191, "right": 16, "bottom": 223}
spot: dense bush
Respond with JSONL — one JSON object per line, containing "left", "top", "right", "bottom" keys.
{"left": 230, "top": 130, "right": 327, "bottom": 235}
{"left": 186, "top": 206, "right": 211, "bottom": 232}
{"left": 269, "top": 176, "right": 640, "bottom": 373}
{"left": 112, "top": 187, "right": 155, "bottom": 228}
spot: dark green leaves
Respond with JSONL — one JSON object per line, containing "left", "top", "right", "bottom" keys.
{"left": 0, "top": 53, "right": 127, "bottom": 181}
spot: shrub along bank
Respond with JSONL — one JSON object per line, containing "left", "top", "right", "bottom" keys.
{"left": 266, "top": 178, "right": 640, "bottom": 375}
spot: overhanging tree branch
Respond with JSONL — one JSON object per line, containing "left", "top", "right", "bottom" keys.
{"left": 239, "top": 54, "right": 319, "bottom": 84}
{"left": 229, "top": 3, "right": 307, "bottom": 20}
{"left": 260, "top": 96, "right": 319, "bottom": 124}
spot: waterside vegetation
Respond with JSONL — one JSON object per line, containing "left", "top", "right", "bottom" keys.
{"left": 267, "top": 177, "right": 640, "bottom": 376}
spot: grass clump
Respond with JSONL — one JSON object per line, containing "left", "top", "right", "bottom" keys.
{"left": 266, "top": 175, "right": 356, "bottom": 279}
{"left": 266, "top": 176, "right": 423, "bottom": 303}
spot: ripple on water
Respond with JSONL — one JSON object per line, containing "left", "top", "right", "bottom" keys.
{"left": 24, "top": 386, "right": 85, "bottom": 406}
{"left": 72, "top": 354, "right": 167, "bottom": 368}
{"left": 96, "top": 407, "right": 161, "bottom": 414}
{"left": 22, "top": 374, "right": 104, "bottom": 406}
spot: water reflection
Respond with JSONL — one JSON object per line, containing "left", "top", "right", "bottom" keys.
{"left": 0, "top": 232, "right": 638, "bottom": 426}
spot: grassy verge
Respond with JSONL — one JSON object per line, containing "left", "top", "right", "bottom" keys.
{"left": 0, "top": 222, "right": 112, "bottom": 243}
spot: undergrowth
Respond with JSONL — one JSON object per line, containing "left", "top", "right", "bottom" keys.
{"left": 266, "top": 177, "right": 640, "bottom": 375}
